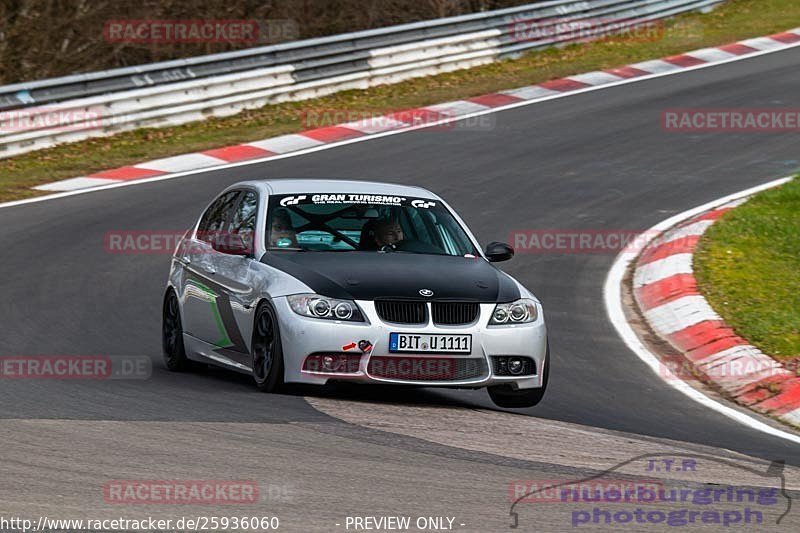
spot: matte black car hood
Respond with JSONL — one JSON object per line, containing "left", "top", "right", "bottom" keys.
{"left": 260, "top": 251, "right": 520, "bottom": 302}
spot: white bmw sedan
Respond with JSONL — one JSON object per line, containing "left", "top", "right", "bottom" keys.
{"left": 163, "top": 179, "right": 549, "bottom": 408}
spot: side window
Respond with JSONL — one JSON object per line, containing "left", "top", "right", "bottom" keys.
{"left": 197, "top": 191, "right": 241, "bottom": 244}
{"left": 230, "top": 191, "right": 258, "bottom": 253}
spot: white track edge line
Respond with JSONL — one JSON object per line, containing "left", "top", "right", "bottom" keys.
{"left": 2, "top": 39, "right": 800, "bottom": 210}
{"left": 603, "top": 175, "right": 800, "bottom": 444}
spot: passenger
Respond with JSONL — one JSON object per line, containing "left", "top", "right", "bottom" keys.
{"left": 270, "top": 209, "right": 298, "bottom": 248}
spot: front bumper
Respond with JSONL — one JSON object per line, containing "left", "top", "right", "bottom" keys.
{"left": 274, "top": 298, "right": 547, "bottom": 389}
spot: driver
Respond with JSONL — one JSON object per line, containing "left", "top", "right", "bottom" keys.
{"left": 373, "top": 217, "right": 404, "bottom": 248}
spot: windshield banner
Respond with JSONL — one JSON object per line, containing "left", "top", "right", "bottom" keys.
{"left": 277, "top": 194, "right": 436, "bottom": 208}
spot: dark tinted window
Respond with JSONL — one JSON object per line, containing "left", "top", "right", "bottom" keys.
{"left": 197, "top": 191, "right": 241, "bottom": 243}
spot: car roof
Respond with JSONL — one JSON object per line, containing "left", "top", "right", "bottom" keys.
{"left": 234, "top": 179, "right": 439, "bottom": 199}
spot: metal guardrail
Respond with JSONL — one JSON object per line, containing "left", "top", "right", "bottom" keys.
{"left": 0, "top": 0, "right": 723, "bottom": 158}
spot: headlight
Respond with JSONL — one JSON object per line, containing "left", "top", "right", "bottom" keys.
{"left": 287, "top": 294, "right": 364, "bottom": 322}
{"left": 488, "top": 298, "right": 538, "bottom": 325}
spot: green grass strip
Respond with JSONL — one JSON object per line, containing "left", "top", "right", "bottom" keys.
{"left": 695, "top": 177, "right": 800, "bottom": 361}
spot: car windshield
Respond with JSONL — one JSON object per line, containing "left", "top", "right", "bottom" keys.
{"left": 266, "top": 193, "right": 478, "bottom": 256}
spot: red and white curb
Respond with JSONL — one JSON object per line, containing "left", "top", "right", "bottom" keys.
{"left": 34, "top": 28, "right": 800, "bottom": 193}
{"left": 633, "top": 191, "right": 800, "bottom": 429}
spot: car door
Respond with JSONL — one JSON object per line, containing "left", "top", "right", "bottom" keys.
{"left": 179, "top": 190, "right": 242, "bottom": 349}
{"left": 203, "top": 189, "right": 263, "bottom": 368}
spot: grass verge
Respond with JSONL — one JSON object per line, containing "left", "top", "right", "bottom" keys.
{"left": 694, "top": 177, "right": 800, "bottom": 361}
{"left": 2, "top": 0, "right": 800, "bottom": 202}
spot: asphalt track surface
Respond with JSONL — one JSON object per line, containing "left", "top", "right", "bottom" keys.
{"left": 1, "top": 46, "right": 800, "bottom": 530}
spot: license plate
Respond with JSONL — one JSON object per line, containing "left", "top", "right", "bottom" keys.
{"left": 389, "top": 333, "right": 472, "bottom": 354}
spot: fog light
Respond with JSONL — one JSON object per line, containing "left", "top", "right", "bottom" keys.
{"left": 303, "top": 353, "right": 361, "bottom": 374}
{"left": 322, "top": 355, "right": 338, "bottom": 370}
{"left": 507, "top": 357, "right": 524, "bottom": 375}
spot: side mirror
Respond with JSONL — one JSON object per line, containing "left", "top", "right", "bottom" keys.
{"left": 215, "top": 233, "right": 251, "bottom": 256}
{"left": 485, "top": 241, "right": 514, "bottom": 262}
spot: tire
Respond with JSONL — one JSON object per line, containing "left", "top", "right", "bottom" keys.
{"left": 251, "top": 301, "right": 285, "bottom": 392}
{"left": 488, "top": 343, "right": 549, "bottom": 408}
{"left": 162, "top": 289, "right": 190, "bottom": 371}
